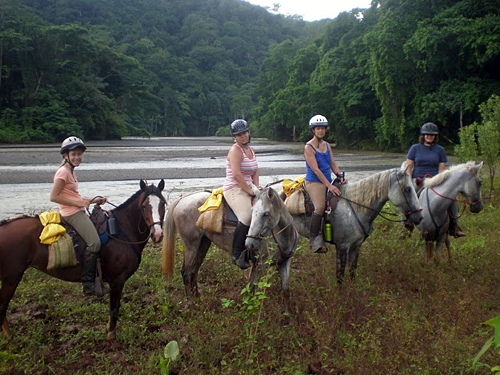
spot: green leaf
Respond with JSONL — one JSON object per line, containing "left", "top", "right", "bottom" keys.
{"left": 164, "top": 341, "right": 179, "bottom": 361}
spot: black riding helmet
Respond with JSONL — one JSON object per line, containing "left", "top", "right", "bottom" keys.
{"left": 230, "top": 119, "right": 249, "bottom": 136}
{"left": 421, "top": 122, "right": 439, "bottom": 135}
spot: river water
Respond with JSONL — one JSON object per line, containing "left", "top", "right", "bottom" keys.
{"left": 0, "top": 137, "right": 407, "bottom": 218}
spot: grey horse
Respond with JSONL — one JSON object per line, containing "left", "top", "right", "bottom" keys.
{"left": 161, "top": 187, "right": 297, "bottom": 314}
{"left": 275, "top": 162, "right": 423, "bottom": 284}
{"left": 416, "top": 161, "right": 483, "bottom": 264}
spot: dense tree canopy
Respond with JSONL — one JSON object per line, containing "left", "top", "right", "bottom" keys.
{"left": 1, "top": 0, "right": 499, "bottom": 151}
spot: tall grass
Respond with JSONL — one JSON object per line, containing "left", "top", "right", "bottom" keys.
{"left": 1, "top": 181, "right": 499, "bottom": 374}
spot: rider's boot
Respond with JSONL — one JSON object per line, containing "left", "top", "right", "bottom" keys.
{"left": 309, "top": 213, "right": 327, "bottom": 253}
{"left": 82, "top": 248, "right": 99, "bottom": 296}
{"left": 231, "top": 222, "right": 250, "bottom": 269}
{"left": 449, "top": 218, "right": 466, "bottom": 238}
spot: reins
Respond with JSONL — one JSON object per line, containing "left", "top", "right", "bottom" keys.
{"left": 326, "top": 169, "right": 422, "bottom": 223}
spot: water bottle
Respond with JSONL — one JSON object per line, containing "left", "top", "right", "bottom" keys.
{"left": 108, "top": 215, "right": 118, "bottom": 235}
{"left": 324, "top": 222, "right": 332, "bottom": 242}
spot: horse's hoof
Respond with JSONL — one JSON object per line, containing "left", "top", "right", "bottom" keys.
{"left": 106, "top": 329, "right": 116, "bottom": 341}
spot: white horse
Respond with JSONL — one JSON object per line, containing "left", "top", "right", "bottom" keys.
{"left": 275, "top": 162, "right": 423, "bottom": 284}
{"left": 416, "top": 161, "right": 483, "bottom": 264}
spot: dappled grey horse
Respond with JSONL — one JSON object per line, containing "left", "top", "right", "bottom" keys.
{"left": 416, "top": 161, "right": 483, "bottom": 264}
{"left": 275, "top": 162, "right": 423, "bottom": 284}
{"left": 161, "top": 187, "right": 297, "bottom": 313}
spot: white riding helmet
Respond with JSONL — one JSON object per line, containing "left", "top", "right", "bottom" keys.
{"left": 60, "top": 136, "right": 86, "bottom": 154}
{"left": 309, "top": 115, "right": 328, "bottom": 128}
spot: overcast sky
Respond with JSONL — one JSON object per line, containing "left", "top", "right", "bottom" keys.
{"left": 244, "top": 0, "right": 372, "bottom": 21}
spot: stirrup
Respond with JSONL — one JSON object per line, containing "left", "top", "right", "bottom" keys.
{"left": 233, "top": 252, "right": 250, "bottom": 270}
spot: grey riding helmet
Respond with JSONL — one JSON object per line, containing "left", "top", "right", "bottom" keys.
{"left": 421, "top": 122, "right": 439, "bottom": 135}
{"left": 230, "top": 119, "right": 249, "bottom": 135}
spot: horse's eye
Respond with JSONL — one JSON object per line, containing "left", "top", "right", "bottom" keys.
{"left": 404, "top": 187, "right": 411, "bottom": 193}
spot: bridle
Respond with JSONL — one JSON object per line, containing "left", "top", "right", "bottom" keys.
{"left": 334, "top": 169, "right": 422, "bottom": 223}
{"left": 106, "top": 188, "right": 167, "bottom": 245}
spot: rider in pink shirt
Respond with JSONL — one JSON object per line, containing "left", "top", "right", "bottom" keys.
{"left": 50, "top": 136, "right": 107, "bottom": 296}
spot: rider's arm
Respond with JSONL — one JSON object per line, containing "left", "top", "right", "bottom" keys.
{"left": 50, "top": 178, "right": 91, "bottom": 208}
{"left": 327, "top": 143, "right": 347, "bottom": 184}
{"left": 406, "top": 159, "right": 414, "bottom": 178}
{"left": 438, "top": 162, "right": 446, "bottom": 173}
{"left": 304, "top": 143, "right": 341, "bottom": 196}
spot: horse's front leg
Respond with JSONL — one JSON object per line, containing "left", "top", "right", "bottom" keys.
{"left": 445, "top": 234, "right": 452, "bottom": 264}
{"left": 1, "top": 317, "right": 10, "bottom": 337}
{"left": 336, "top": 245, "right": 348, "bottom": 285}
{"left": 347, "top": 245, "right": 361, "bottom": 280}
{"left": 277, "top": 256, "right": 291, "bottom": 316}
{"left": 421, "top": 241, "right": 434, "bottom": 264}
{"left": 433, "top": 241, "right": 446, "bottom": 265}
{"left": 0, "top": 274, "right": 24, "bottom": 338}
{"left": 106, "top": 285, "right": 123, "bottom": 341}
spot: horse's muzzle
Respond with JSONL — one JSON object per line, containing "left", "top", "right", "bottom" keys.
{"left": 407, "top": 210, "right": 423, "bottom": 225}
{"left": 245, "top": 235, "right": 261, "bottom": 251}
{"left": 470, "top": 201, "right": 483, "bottom": 213}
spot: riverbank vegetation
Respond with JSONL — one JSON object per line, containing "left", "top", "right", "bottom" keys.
{"left": 1, "top": 0, "right": 499, "bottom": 151}
{"left": 1, "top": 176, "right": 499, "bottom": 374}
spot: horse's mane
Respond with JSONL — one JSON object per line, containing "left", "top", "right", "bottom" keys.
{"left": 340, "top": 169, "right": 392, "bottom": 212}
{"left": 113, "top": 189, "right": 144, "bottom": 212}
{"left": 424, "top": 161, "right": 477, "bottom": 188}
{"left": 0, "top": 214, "right": 35, "bottom": 226}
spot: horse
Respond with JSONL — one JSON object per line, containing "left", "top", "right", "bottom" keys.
{"left": 415, "top": 161, "right": 483, "bottom": 264}
{"left": 275, "top": 162, "right": 423, "bottom": 284}
{"left": 0, "top": 179, "right": 167, "bottom": 341}
{"left": 161, "top": 187, "right": 298, "bottom": 314}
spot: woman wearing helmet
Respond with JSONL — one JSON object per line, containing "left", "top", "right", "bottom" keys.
{"left": 223, "top": 119, "right": 261, "bottom": 269}
{"left": 50, "top": 136, "right": 108, "bottom": 296}
{"left": 406, "top": 122, "right": 465, "bottom": 237}
{"left": 304, "top": 115, "right": 347, "bottom": 253}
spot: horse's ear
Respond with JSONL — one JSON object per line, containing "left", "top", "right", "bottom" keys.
{"left": 140, "top": 179, "right": 146, "bottom": 191}
{"left": 401, "top": 161, "right": 409, "bottom": 174}
{"left": 266, "top": 187, "right": 278, "bottom": 204}
{"left": 474, "top": 161, "right": 484, "bottom": 175}
{"left": 158, "top": 179, "right": 165, "bottom": 191}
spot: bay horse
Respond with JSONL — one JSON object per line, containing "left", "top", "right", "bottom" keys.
{"left": 275, "top": 162, "right": 423, "bottom": 284}
{"left": 416, "top": 161, "right": 483, "bottom": 264}
{"left": 161, "top": 187, "right": 297, "bottom": 314}
{"left": 0, "top": 179, "right": 166, "bottom": 341}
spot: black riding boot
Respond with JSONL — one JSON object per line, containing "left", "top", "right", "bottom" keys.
{"left": 232, "top": 222, "right": 250, "bottom": 269}
{"left": 448, "top": 202, "right": 465, "bottom": 238}
{"left": 309, "top": 213, "right": 326, "bottom": 253}
{"left": 448, "top": 218, "right": 466, "bottom": 238}
{"left": 82, "top": 248, "right": 98, "bottom": 295}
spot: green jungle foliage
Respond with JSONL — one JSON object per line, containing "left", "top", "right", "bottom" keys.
{"left": 1, "top": 0, "right": 499, "bottom": 151}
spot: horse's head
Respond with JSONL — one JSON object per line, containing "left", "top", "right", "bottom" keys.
{"left": 140, "top": 179, "right": 167, "bottom": 243}
{"left": 461, "top": 161, "right": 484, "bottom": 213}
{"left": 391, "top": 163, "right": 423, "bottom": 225}
{"left": 246, "top": 188, "right": 283, "bottom": 251}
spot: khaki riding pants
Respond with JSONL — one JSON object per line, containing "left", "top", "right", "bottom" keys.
{"left": 223, "top": 185, "right": 257, "bottom": 226}
{"left": 305, "top": 181, "right": 327, "bottom": 215}
{"left": 62, "top": 210, "right": 101, "bottom": 253}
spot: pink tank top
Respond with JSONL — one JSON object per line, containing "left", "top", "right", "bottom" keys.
{"left": 223, "top": 144, "right": 258, "bottom": 191}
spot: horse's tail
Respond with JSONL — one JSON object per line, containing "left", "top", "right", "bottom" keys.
{"left": 161, "top": 197, "right": 180, "bottom": 281}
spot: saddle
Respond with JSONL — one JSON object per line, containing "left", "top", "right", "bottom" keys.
{"left": 196, "top": 195, "right": 239, "bottom": 233}
{"left": 39, "top": 206, "right": 111, "bottom": 272}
